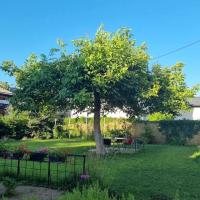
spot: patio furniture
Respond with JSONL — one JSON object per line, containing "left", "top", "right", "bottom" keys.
{"left": 103, "top": 138, "right": 112, "bottom": 146}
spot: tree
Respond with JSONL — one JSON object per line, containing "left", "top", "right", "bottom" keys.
{"left": 1, "top": 26, "right": 198, "bottom": 154}
{"left": 148, "top": 112, "right": 174, "bottom": 121}
{"left": 0, "top": 81, "right": 10, "bottom": 90}
{"left": 147, "top": 63, "right": 199, "bottom": 116}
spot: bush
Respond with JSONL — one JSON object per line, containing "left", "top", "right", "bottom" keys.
{"left": 63, "top": 117, "right": 129, "bottom": 138}
{"left": 159, "top": 120, "right": 200, "bottom": 145}
{"left": 33, "top": 131, "right": 52, "bottom": 139}
{"left": 108, "top": 129, "right": 131, "bottom": 138}
{"left": 141, "top": 127, "right": 154, "bottom": 144}
{"left": 148, "top": 112, "right": 174, "bottom": 121}
{"left": 0, "top": 111, "right": 30, "bottom": 139}
{"left": 58, "top": 184, "right": 135, "bottom": 200}
{"left": 2, "top": 177, "right": 16, "bottom": 196}
{"left": 53, "top": 125, "right": 68, "bottom": 139}
{"left": 53, "top": 126, "right": 61, "bottom": 139}
{"left": 190, "top": 151, "right": 200, "bottom": 163}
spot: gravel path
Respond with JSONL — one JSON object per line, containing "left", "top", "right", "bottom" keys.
{"left": 0, "top": 184, "right": 64, "bottom": 200}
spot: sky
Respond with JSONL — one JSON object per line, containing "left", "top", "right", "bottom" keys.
{"left": 0, "top": 0, "right": 200, "bottom": 91}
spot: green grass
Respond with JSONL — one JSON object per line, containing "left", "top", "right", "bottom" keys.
{"left": 93, "top": 145, "right": 200, "bottom": 200}
{"left": 0, "top": 139, "right": 95, "bottom": 186}
{"left": 2, "top": 139, "right": 200, "bottom": 200}
{"left": 4, "top": 138, "right": 95, "bottom": 154}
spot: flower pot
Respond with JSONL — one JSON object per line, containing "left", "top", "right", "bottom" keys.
{"left": 30, "top": 152, "right": 47, "bottom": 162}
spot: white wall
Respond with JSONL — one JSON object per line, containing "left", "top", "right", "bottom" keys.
{"left": 175, "top": 109, "right": 194, "bottom": 120}
{"left": 193, "top": 107, "right": 200, "bottom": 120}
{"left": 0, "top": 100, "right": 9, "bottom": 105}
{"left": 71, "top": 107, "right": 200, "bottom": 120}
{"left": 71, "top": 109, "right": 128, "bottom": 118}
{"left": 175, "top": 107, "right": 200, "bottom": 120}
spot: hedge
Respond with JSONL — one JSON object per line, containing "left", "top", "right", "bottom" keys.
{"left": 158, "top": 120, "right": 200, "bottom": 145}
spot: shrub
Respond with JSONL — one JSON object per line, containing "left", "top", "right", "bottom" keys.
{"left": 148, "top": 112, "right": 174, "bottom": 121}
{"left": 63, "top": 117, "right": 129, "bottom": 138}
{"left": 58, "top": 184, "right": 135, "bottom": 200}
{"left": 40, "top": 131, "right": 52, "bottom": 139}
{"left": 0, "top": 142, "right": 7, "bottom": 152}
{"left": 2, "top": 177, "right": 17, "bottom": 196}
{"left": 141, "top": 127, "right": 154, "bottom": 144}
{"left": 0, "top": 111, "right": 30, "bottom": 139}
{"left": 109, "top": 129, "right": 131, "bottom": 138}
{"left": 190, "top": 151, "right": 200, "bottom": 163}
{"left": 159, "top": 120, "right": 200, "bottom": 145}
{"left": 53, "top": 125, "right": 65, "bottom": 139}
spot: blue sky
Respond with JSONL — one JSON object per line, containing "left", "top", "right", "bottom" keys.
{"left": 0, "top": 0, "right": 200, "bottom": 90}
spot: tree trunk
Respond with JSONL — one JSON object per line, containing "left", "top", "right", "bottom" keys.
{"left": 93, "top": 92, "right": 106, "bottom": 155}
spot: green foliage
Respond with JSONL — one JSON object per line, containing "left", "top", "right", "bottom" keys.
{"left": 148, "top": 112, "right": 174, "bottom": 121}
{"left": 0, "top": 141, "right": 7, "bottom": 151}
{"left": 40, "top": 131, "right": 52, "bottom": 139}
{"left": 174, "top": 190, "right": 180, "bottom": 200}
{"left": 58, "top": 184, "right": 135, "bottom": 200}
{"left": 0, "top": 81, "right": 10, "bottom": 90}
{"left": 1, "top": 140, "right": 200, "bottom": 200}
{"left": 108, "top": 129, "right": 131, "bottom": 138}
{"left": 159, "top": 120, "right": 200, "bottom": 145}
{"left": 190, "top": 151, "right": 200, "bottom": 163}
{"left": 63, "top": 117, "right": 129, "bottom": 138}
{"left": 1, "top": 26, "right": 198, "bottom": 154}
{"left": 148, "top": 63, "right": 199, "bottom": 116}
{"left": 21, "top": 197, "right": 38, "bottom": 200}
{"left": 0, "top": 109, "right": 56, "bottom": 139}
{"left": 2, "top": 177, "right": 17, "bottom": 196}
{"left": 0, "top": 111, "right": 30, "bottom": 139}
{"left": 141, "top": 127, "right": 154, "bottom": 144}
{"left": 53, "top": 125, "right": 68, "bottom": 139}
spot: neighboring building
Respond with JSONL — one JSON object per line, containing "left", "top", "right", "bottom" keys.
{"left": 70, "top": 97, "right": 200, "bottom": 120}
{"left": 175, "top": 97, "right": 200, "bottom": 120}
{"left": 70, "top": 109, "right": 128, "bottom": 119}
{"left": 0, "top": 87, "right": 12, "bottom": 115}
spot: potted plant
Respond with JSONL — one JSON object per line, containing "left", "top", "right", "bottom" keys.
{"left": 29, "top": 148, "right": 48, "bottom": 162}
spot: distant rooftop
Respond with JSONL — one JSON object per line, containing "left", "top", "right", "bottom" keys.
{"left": 0, "top": 87, "right": 12, "bottom": 96}
{"left": 189, "top": 97, "right": 200, "bottom": 107}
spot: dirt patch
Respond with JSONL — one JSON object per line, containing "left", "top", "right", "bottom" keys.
{"left": 0, "top": 184, "right": 64, "bottom": 200}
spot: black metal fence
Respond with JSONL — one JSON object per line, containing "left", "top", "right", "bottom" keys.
{"left": 0, "top": 153, "right": 86, "bottom": 187}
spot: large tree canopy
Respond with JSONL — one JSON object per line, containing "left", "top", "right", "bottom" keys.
{"left": 1, "top": 26, "right": 198, "bottom": 154}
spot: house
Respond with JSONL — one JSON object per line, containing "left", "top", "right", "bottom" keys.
{"left": 0, "top": 87, "right": 12, "bottom": 115}
{"left": 70, "top": 97, "right": 200, "bottom": 120}
{"left": 175, "top": 97, "right": 200, "bottom": 120}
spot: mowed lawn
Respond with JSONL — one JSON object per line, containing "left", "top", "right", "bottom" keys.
{"left": 4, "top": 138, "right": 95, "bottom": 154}
{"left": 2, "top": 139, "right": 200, "bottom": 200}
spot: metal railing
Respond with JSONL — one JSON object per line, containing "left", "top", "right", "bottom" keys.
{"left": 0, "top": 152, "right": 86, "bottom": 187}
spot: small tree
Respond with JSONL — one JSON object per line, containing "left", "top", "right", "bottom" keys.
{"left": 1, "top": 26, "right": 198, "bottom": 154}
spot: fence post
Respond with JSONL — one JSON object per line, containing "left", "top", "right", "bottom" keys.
{"left": 17, "top": 159, "right": 20, "bottom": 177}
{"left": 47, "top": 160, "right": 51, "bottom": 185}
{"left": 83, "top": 155, "right": 86, "bottom": 174}
{"left": 134, "top": 140, "right": 137, "bottom": 152}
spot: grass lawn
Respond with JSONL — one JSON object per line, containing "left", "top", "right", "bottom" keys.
{"left": 4, "top": 138, "right": 95, "bottom": 154}
{"left": 1, "top": 139, "right": 200, "bottom": 200}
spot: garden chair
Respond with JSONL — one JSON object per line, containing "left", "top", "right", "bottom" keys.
{"left": 122, "top": 137, "right": 144, "bottom": 152}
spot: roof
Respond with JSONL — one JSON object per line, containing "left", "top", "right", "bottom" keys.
{"left": 0, "top": 87, "right": 12, "bottom": 96}
{"left": 189, "top": 97, "right": 200, "bottom": 107}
